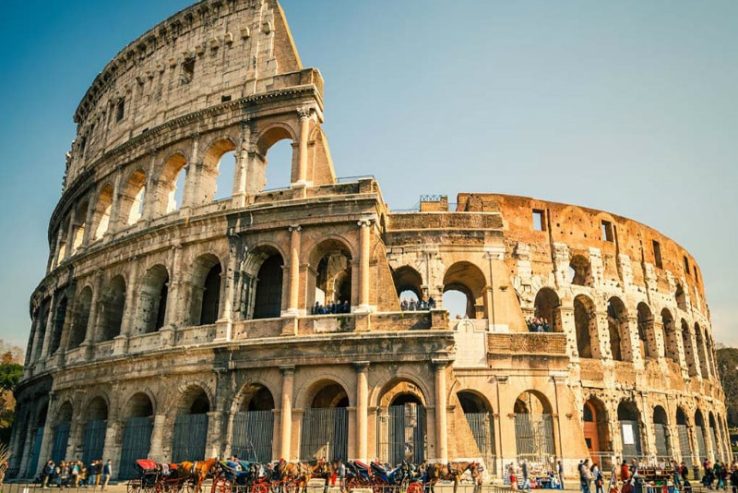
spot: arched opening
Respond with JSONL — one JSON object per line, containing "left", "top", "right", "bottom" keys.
{"left": 159, "top": 153, "right": 187, "bottom": 214}
{"left": 255, "top": 128, "right": 294, "bottom": 192}
{"left": 607, "top": 297, "right": 630, "bottom": 361}
{"left": 93, "top": 184, "right": 114, "bottom": 240}
{"left": 569, "top": 255, "right": 592, "bottom": 286}
{"left": 443, "top": 261, "right": 487, "bottom": 319}
{"left": 198, "top": 139, "right": 238, "bottom": 202}
{"left": 617, "top": 401, "right": 642, "bottom": 461}
{"left": 309, "top": 240, "right": 352, "bottom": 314}
{"left": 69, "top": 287, "right": 92, "bottom": 349}
{"left": 531, "top": 288, "right": 562, "bottom": 332}
{"left": 135, "top": 264, "right": 169, "bottom": 334}
{"left": 120, "top": 169, "right": 147, "bottom": 226}
{"left": 190, "top": 254, "right": 222, "bottom": 326}
{"left": 514, "top": 391, "right": 555, "bottom": 465}
{"left": 51, "top": 402, "right": 73, "bottom": 464}
{"left": 695, "top": 324, "right": 710, "bottom": 378}
{"left": 636, "top": 303, "right": 657, "bottom": 360}
{"left": 574, "top": 295, "right": 597, "bottom": 358}
{"left": 681, "top": 320, "right": 698, "bottom": 377}
{"left": 82, "top": 396, "right": 108, "bottom": 467}
{"left": 232, "top": 384, "right": 275, "bottom": 462}
{"left": 253, "top": 254, "right": 284, "bottom": 319}
{"left": 583, "top": 397, "right": 610, "bottom": 467}
{"left": 457, "top": 391, "right": 495, "bottom": 467}
{"left": 377, "top": 380, "right": 427, "bottom": 465}
{"left": 33, "top": 300, "right": 51, "bottom": 361}
{"left": 49, "top": 295, "right": 68, "bottom": 355}
{"left": 300, "top": 381, "right": 349, "bottom": 461}
{"left": 172, "top": 386, "right": 210, "bottom": 462}
{"left": 675, "top": 284, "right": 687, "bottom": 311}
{"left": 119, "top": 393, "right": 154, "bottom": 479}
{"left": 694, "top": 410, "right": 708, "bottom": 462}
{"left": 25, "top": 402, "right": 48, "bottom": 478}
{"left": 214, "top": 151, "right": 237, "bottom": 201}
{"left": 709, "top": 413, "right": 721, "bottom": 462}
{"left": 676, "top": 408, "right": 693, "bottom": 467}
{"left": 653, "top": 405, "right": 671, "bottom": 460}
{"left": 661, "top": 309, "right": 679, "bottom": 363}
{"left": 393, "top": 266, "right": 426, "bottom": 310}
{"left": 71, "top": 200, "right": 89, "bottom": 254}
{"left": 99, "top": 276, "right": 126, "bottom": 341}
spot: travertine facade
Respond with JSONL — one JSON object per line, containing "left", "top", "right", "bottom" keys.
{"left": 10, "top": 0, "right": 729, "bottom": 481}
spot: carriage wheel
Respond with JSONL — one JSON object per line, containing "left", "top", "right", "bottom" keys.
{"left": 252, "top": 482, "right": 269, "bottom": 493}
{"left": 128, "top": 480, "right": 142, "bottom": 493}
{"left": 407, "top": 483, "right": 422, "bottom": 493}
{"left": 211, "top": 477, "right": 232, "bottom": 493}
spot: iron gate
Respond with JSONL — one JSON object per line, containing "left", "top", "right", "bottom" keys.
{"left": 695, "top": 425, "right": 706, "bottom": 461}
{"left": 465, "top": 412, "right": 495, "bottom": 473}
{"left": 654, "top": 423, "right": 669, "bottom": 459}
{"left": 118, "top": 417, "right": 154, "bottom": 479}
{"left": 172, "top": 414, "right": 209, "bottom": 463}
{"left": 232, "top": 410, "right": 274, "bottom": 462}
{"left": 300, "top": 407, "right": 348, "bottom": 461}
{"left": 711, "top": 428, "right": 721, "bottom": 462}
{"left": 387, "top": 404, "right": 426, "bottom": 465}
{"left": 25, "top": 427, "right": 43, "bottom": 478}
{"left": 677, "top": 425, "right": 693, "bottom": 468}
{"left": 514, "top": 414, "right": 554, "bottom": 462}
{"left": 51, "top": 422, "right": 70, "bottom": 464}
{"left": 82, "top": 420, "right": 107, "bottom": 466}
{"left": 619, "top": 420, "right": 642, "bottom": 461}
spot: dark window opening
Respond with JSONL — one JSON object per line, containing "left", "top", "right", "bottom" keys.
{"left": 116, "top": 99, "right": 125, "bottom": 122}
{"left": 652, "top": 240, "right": 663, "bottom": 269}
{"left": 532, "top": 209, "right": 546, "bottom": 231}
{"left": 182, "top": 58, "right": 195, "bottom": 85}
{"left": 601, "top": 220, "right": 614, "bottom": 242}
{"left": 683, "top": 256, "right": 690, "bottom": 275}
{"left": 221, "top": 95, "right": 232, "bottom": 103}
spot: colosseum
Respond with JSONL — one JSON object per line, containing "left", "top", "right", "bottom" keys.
{"left": 9, "top": 0, "right": 730, "bottom": 482}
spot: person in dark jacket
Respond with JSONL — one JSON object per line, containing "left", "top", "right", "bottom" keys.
{"left": 729, "top": 465, "right": 738, "bottom": 493}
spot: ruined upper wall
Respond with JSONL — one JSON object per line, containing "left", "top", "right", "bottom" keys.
{"left": 457, "top": 192, "right": 708, "bottom": 314}
{"left": 66, "top": 0, "right": 303, "bottom": 187}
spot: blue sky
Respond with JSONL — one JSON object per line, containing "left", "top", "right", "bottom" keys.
{"left": 0, "top": 1, "right": 736, "bottom": 348}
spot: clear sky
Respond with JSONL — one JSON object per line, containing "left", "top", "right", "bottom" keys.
{"left": 0, "top": 1, "right": 736, "bottom": 348}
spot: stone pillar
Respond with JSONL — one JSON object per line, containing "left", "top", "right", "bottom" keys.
{"left": 286, "top": 225, "right": 302, "bottom": 315}
{"left": 148, "top": 414, "right": 167, "bottom": 462}
{"left": 40, "top": 291, "right": 57, "bottom": 359}
{"left": 233, "top": 119, "right": 252, "bottom": 204}
{"left": 82, "top": 193, "right": 97, "bottom": 246}
{"left": 206, "top": 411, "right": 224, "bottom": 458}
{"left": 182, "top": 136, "right": 200, "bottom": 208}
{"left": 65, "top": 209, "right": 78, "bottom": 257}
{"left": 433, "top": 359, "right": 449, "bottom": 461}
{"left": 107, "top": 170, "right": 123, "bottom": 234}
{"left": 294, "top": 107, "right": 311, "bottom": 187}
{"left": 279, "top": 366, "right": 295, "bottom": 460}
{"left": 354, "top": 362, "right": 369, "bottom": 462}
{"left": 101, "top": 419, "right": 122, "bottom": 478}
{"left": 357, "top": 219, "right": 372, "bottom": 312}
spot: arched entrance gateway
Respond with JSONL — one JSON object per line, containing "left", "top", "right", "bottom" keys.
{"left": 377, "top": 380, "right": 427, "bottom": 465}
{"left": 82, "top": 397, "right": 108, "bottom": 467}
{"left": 514, "top": 391, "right": 555, "bottom": 466}
{"left": 26, "top": 402, "right": 48, "bottom": 478}
{"left": 51, "top": 402, "right": 72, "bottom": 464}
{"left": 694, "top": 410, "right": 708, "bottom": 462}
{"left": 300, "top": 381, "right": 349, "bottom": 461}
{"left": 617, "top": 401, "right": 642, "bottom": 461}
{"left": 172, "top": 386, "right": 210, "bottom": 463}
{"left": 119, "top": 393, "right": 154, "bottom": 479}
{"left": 653, "top": 406, "right": 671, "bottom": 461}
{"left": 457, "top": 391, "right": 495, "bottom": 470}
{"left": 676, "top": 408, "right": 693, "bottom": 467}
{"left": 582, "top": 397, "right": 610, "bottom": 466}
{"left": 231, "top": 384, "right": 275, "bottom": 462}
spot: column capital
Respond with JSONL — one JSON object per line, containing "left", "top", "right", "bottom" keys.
{"left": 280, "top": 365, "right": 296, "bottom": 376}
{"left": 288, "top": 224, "right": 302, "bottom": 233}
{"left": 357, "top": 218, "right": 373, "bottom": 228}
{"left": 297, "top": 106, "right": 312, "bottom": 120}
{"left": 353, "top": 361, "right": 370, "bottom": 372}
{"left": 431, "top": 358, "right": 452, "bottom": 370}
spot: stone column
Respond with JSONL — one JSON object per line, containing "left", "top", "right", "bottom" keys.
{"left": 293, "top": 107, "right": 311, "bottom": 187}
{"left": 148, "top": 414, "right": 167, "bottom": 462}
{"left": 107, "top": 170, "right": 123, "bottom": 234}
{"left": 433, "top": 359, "right": 449, "bottom": 461}
{"left": 206, "top": 411, "right": 224, "bottom": 458}
{"left": 39, "top": 291, "right": 57, "bottom": 359}
{"left": 182, "top": 135, "right": 200, "bottom": 208}
{"left": 286, "top": 225, "right": 302, "bottom": 315}
{"left": 233, "top": 119, "right": 252, "bottom": 204}
{"left": 102, "top": 419, "right": 122, "bottom": 478}
{"left": 82, "top": 193, "right": 97, "bottom": 246}
{"left": 65, "top": 209, "right": 78, "bottom": 256}
{"left": 357, "top": 219, "right": 372, "bottom": 312}
{"left": 354, "top": 362, "right": 369, "bottom": 462}
{"left": 279, "top": 366, "right": 295, "bottom": 460}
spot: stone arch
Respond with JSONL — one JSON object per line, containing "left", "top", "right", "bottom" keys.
{"left": 681, "top": 319, "right": 698, "bottom": 377}
{"left": 636, "top": 302, "right": 657, "bottom": 360}
{"left": 71, "top": 198, "right": 90, "bottom": 254}
{"left": 569, "top": 254, "right": 593, "bottom": 286}
{"left": 68, "top": 285, "right": 92, "bottom": 348}
{"left": 119, "top": 392, "right": 155, "bottom": 479}
{"left": 532, "top": 287, "right": 562, "bottom": 332}
{"left": 392, "top": 265, "right": 424, "bottom": 302}
{"left": 376, "top": 378, "right": 428, "bottom": 464}
{"left": 81, "top": 395, "right": 109, "bottom": 466}
{"left": 514, "top": 390, "right": 556, "bottom": 462}
{"left": 99, "top": 275, "right": 126, "bottom": 341}
{"left": 54, "top": 400, "right": 74, "bottom": 426}
{"left": 231, "top": 383, "right": 276, "bottom": 462}
{"left": 119, "top": 168, "right": 147, "bottom": 226}
{"left": 201, "top": 137, "right": 238, "bottom": 203}
{"left": 189, "top": 253, "right": 223, "bottom": 326}
{"left": 708, "top": 412, "right": 722, "bottom": 462}
{"left": 300, "top": 379, "right": 350, "bottom": 461}
{"left": 307, "top": 238, "right": 353, "bottom": 310}
{"left": 157, "top": 152, "right": 188, "bottom": 214}
{"left": 675, "top": 284, "right": 687, "bottom": 311}
{"left": 582, "top": 396, "right": 610, "bottom": 462}
{"left": 123, "top": 392, "right": 155, "bottom": 419}
{"left": 135, "top": 264, "right": 169, "bottom": 334}
{"left": 653, "top": 405, "right": 671, "bottom": 459}
{"left": 443, "top": 261, "right": 487, "bottom": 319}
{"left": 252, "top": 250, "right": 285, "bottom": 320}
{"left": 617, "top": 400, "right": 643, "bottom": 460}
{"left": 92, "top": 183, "right": 114, "bottom": 240}
{"left": 378, "top": 378, "right": 428, "bottom": 408}
{"left": 607, "top": 297, "right": 631, "bottom": 361}
{"left": 172, "top": 384, "right": 211, "bottom": 463}
{"left": 251, "top": 124, "right": 298, "bottom": 193}
{"left": 574, "top": 294, "right": 597, "bottom": 358}
{"left": 25, "top": 400, "right": 49, "bottom": 477}
{"left": 50, "top": 400, "right": 74, "bottom": 462}
{"left": 694, "top": 409, "right": 708, "bottom": 461}
{"left": 48, "top": 293, "right": 69, "bottom": 355}
{"left": 661, "top": 309, "right": 680, "bottom": 363}
{"left": 694, "top": 323, "right": 710, "bottom": 378}
{"left": 676, "top": 406, "right": 693, "bottom": 466}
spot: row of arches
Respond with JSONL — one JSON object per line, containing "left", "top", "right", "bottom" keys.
{"left": 531, "top": 287, "right": 717, "bottom": 376}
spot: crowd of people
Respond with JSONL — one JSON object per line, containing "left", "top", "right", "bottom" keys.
{"left": 38, "top": 458, "right": 112, "bottom": 489}
{"left": 311, "top": 300, "right": 351, "bottom": 315}
{"left": 400, "top": 297, "right": 436, "bottom": 311}
{"left": 526, "top": 317, "right": 553, "bottom": 333}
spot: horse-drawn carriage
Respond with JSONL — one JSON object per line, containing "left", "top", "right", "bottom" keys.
{"left": 210, "top": 460, "right": 273, "bottom": 493}
{"left": 126, "top": 459, "right": 196, "bottom": 493}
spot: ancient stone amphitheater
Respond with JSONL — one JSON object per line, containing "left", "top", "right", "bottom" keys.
{"left": 10, "top": 0, "right": 729, "bottom": 481}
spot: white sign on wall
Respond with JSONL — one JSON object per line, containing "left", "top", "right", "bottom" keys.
{"left": 622, "top": 423, "right": 635, "bottom": 445}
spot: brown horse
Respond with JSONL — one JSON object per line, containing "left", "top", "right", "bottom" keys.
{"left": 426, "top": 461, "right": 480, "bottom": 493}
{"left": 177, "top": 458, "right": 219, "bottom": 493}
{"left": 276, "top": 459, "right": 331, "bottom": 493}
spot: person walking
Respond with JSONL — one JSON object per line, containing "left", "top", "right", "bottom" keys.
{"left": 730, "top": 464, "right": 738, "bottom": 493}
{"left": 592, "top": 462, "right": 604, "bottom": 493}
{"left": 580, "top": 459, "right": 592, "bottom": 493}
{"left": 101, "top": 459, "right": 112, "bottom": 490}
{"left": 557, "top": 460, "right": 565, "bottom": 490}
